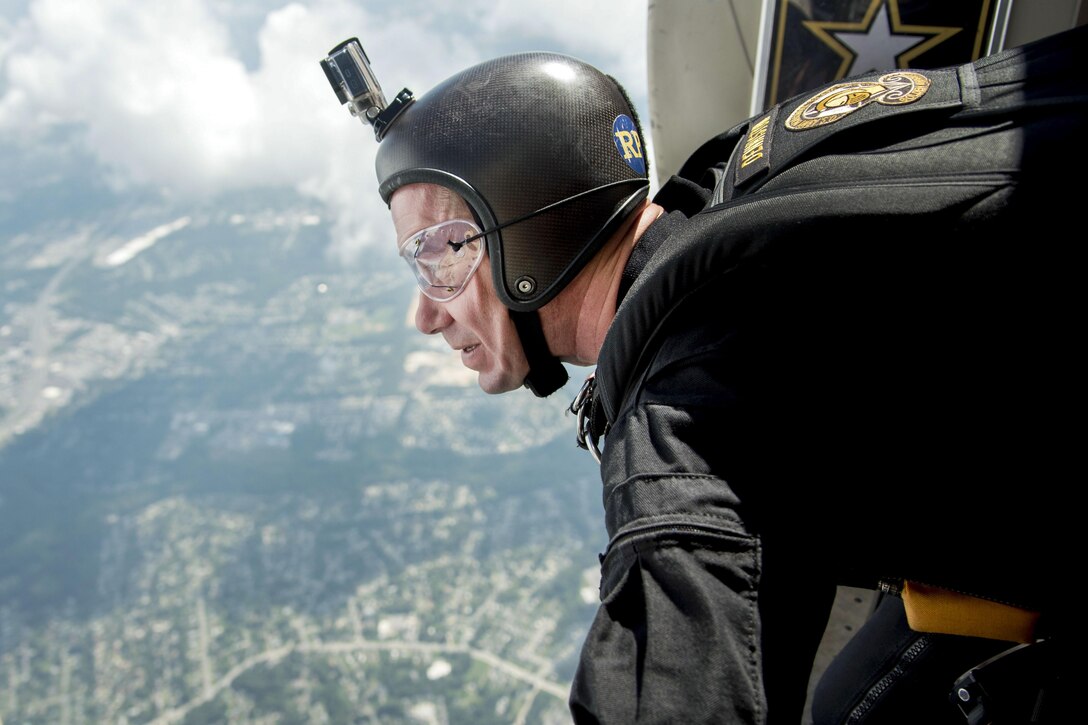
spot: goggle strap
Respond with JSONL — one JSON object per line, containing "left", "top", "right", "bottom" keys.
{"left": 460, "top": 177, "right": 649, "bottom": 248}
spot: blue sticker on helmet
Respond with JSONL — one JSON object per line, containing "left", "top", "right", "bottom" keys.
{"left": 612, "top": 115, "right": 645, "bottom": 175}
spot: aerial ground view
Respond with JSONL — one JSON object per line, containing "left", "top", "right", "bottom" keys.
{"left": 0, "top": 1, "right": 642, "bottom": 722}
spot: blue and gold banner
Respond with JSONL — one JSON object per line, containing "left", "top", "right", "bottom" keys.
{"left": 753, "top": 0, "right": 1013, "bottom": 111}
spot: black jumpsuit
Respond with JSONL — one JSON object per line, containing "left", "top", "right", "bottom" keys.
{"left": 570, "top": 24, "right": 1087, "bottom": 724}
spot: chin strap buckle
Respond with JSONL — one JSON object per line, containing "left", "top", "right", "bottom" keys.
{"left": 569, "top": 373, "right": 602, "bottom": 464}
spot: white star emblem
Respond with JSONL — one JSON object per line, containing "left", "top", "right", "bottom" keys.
{"left": 833, "top": 4, "right": 927, "bottom": 75}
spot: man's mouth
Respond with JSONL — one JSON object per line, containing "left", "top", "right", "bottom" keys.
{"left": 462, "top": 344, "right": 479, "bottom": 354}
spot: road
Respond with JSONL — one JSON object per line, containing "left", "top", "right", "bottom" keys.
{"left": 150, "top": 633, "right": 568, "bottom": 724}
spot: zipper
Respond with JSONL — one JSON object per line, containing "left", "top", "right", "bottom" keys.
{"left": 877, "top": 577, "right": 904, "bottom": 598}
{"left": 846, "top": 635, "right": 932, "bottom": 724}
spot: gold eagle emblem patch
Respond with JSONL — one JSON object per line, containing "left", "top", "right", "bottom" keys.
{"left": 786, "top": 71, "right": 931, "bottom": 130}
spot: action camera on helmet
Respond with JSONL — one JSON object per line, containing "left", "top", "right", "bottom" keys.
{"left": 320, "top": 38, "right": 413, "bottom": 141}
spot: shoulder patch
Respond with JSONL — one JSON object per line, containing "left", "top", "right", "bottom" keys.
{"left": 786, "top": 71, "right": 932, "bottom": 130}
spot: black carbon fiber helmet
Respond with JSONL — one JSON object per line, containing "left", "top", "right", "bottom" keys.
{"left": 375, "top": 51, "right": 650, "bottom": 313}
{"left": 322, "top": 42, "right": 650, "bottom": 396}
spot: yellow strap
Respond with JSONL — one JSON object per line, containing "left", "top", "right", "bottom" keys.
{"left": 902, "top": 581, "right": 1040, "bottom": 643}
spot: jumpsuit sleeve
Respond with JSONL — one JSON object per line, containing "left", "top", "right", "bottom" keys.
{"left": 568, "top": 313, "right": 834, "bottom": 724}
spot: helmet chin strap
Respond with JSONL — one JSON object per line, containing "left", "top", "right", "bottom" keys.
{"left": 509, "top": 310, "right": 568, "bottom": 397}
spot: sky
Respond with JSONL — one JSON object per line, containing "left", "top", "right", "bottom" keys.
{"left": 0, "top": 0, "right": 650, "bottom": 267}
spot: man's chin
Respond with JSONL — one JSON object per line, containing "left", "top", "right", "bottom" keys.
{"left": 476, "top": 370, "right": 527, "bottom": 395}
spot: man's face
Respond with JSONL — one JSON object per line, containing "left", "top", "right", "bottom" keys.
{"left": 391, "top": 184, "right": 530, "bottom": 394}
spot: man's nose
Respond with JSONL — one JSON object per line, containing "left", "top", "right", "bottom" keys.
{"left": 415, "top": 293, "right": 452, "bottom": 335}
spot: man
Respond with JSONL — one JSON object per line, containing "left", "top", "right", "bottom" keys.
{"left": 326, "top": 22, "right": 1084, "bottom": 723}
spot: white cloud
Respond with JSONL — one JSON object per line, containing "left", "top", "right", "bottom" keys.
{"left": 0, "top": 15, "right": 12, "bottom": 64}
{"left": 2, "top": 0, "right": 259, "bottom": 188}
{"left": 0, "top": 0, "right": 651, "bottom": 265}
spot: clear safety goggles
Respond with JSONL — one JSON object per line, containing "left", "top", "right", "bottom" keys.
{"left": 398, "top": 218, "right": 486, "bottom": 302}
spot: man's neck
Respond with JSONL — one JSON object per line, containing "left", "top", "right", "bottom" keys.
{"left": 541, "top": 201, "right": 665, "bottom": 366}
